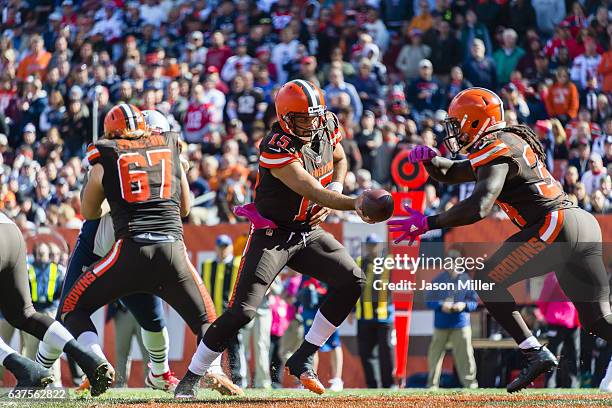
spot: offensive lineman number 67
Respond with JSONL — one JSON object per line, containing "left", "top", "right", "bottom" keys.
{"left": 117, "top": 149, "right": 172, "bottom": 203}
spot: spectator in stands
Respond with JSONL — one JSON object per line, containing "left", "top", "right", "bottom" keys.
{"left": 271, "top": 28, "right": 299, "bottom": 85}
{"left": 597, "top": 37, "right": 612, "bottom": 93}
{"left": 551, "top": 118, "right": 570, "bottom": 161}
{"left": 16, "top": 35, "right": 52, "bottom": 81}
{"left": 545, "top": 67, "right": 579, "bottom": 124}
{"left": 508, "top": 0, "right": 537, "bottom": 40}
{"left": 591, "top": 188, "right": 611, "bottom": 214}
{"left": 352, "top": 58, "right": 382, "bottom": 112}
{"left": 409, "top": 0, "right": 434, "bottom": 33}
{"left": 602, "top": 134, "right": 612, "bottom": 167}
{"left": 363, "top": 7, "right": 390, "bottom": 54}
{"left": 534, "top": 120, "right": 555, "bottom": 171}
{"left": 571, "top": 36, "right": 602, "bottom": 90}
{"left": 183, "top": 84, "right": 217, "bottom": 145}
{"left": 396, "top": 29, "right": 431, "bottom": 82}
{"left": 356, "top": 111, "right": 382, "bottom": 172}
{"left": 575, "top": 181, "right": 592, "bottom": 211}
{"left": 460, "top": 9, "right": 492, "bottom": 60}
{"left": 444, "top": 66, "right": 472, "bottom": 106}
{"left": 502, "top": 83, "right": 530, "bottom": 124}
{"left": 493, "top": 29, "right": 525, "bottom": 86}
{"left": 532, "top": 0, "right": 567, "bottom": 38}
{"left": 582, "top": 153, "right": 607, "bottom": 196}
{"left": 462, "top": 39, "right": 497, "bottom": 90}
{"left": 426, "top": 250, "right": 478, "bottom": 389}
{"left": 407, "top": 59, "right": 442, "bottom": 123}
{"left": 427, "top": 19, "right": 462, "bottom": 81}
{"left": 569, "top": 137, "right": 592, "bottom": 178}
{"left": 325, "top": 69, "right": 363, "bottom": 122}
{"left": 564, "top": 166, "right": 580, "bottom": 194}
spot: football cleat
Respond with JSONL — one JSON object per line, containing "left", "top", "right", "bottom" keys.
{"left": 507, "top": 346, "right": 558, "bottom": 393}
{"left": 75, "top": 378, "right": 90, "bottom": 395}
{"left": 4, "top": 354, "right": 54, "bottom": 389}
{"left": 145, "top": 366, "right": 179, "bottom": 392}
{"left": 174, "top": 369, "right": 202, "bottom": 399}
{"left": 203, "top": 372, "right": 244, "bottom": 396}
{"left": 285, "top": 353, "right": 325, "bottom": 395}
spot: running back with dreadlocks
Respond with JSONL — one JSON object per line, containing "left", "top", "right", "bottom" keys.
{"left": 461, "top": 123, "right": 570, "bottom": 232}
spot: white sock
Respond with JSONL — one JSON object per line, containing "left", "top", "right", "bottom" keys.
{"left": 206, "top": 354, "right": 224, "bottom": 375}
{"left": 77, "top": 331, "right": 105, "bottom": 359}
{"left": 0, "top": 337, "right": 16, "bottom": 365}
{"left": 188, "top": 341, "right": 221, "bottom": 376}
{"left": 605, "top": 357, "right": 612, "bottom": 378}
{"left": 36, "top": 340, "right": 62, "bottom": 369}
{"left": 43, "top": 321, "right": 75, "bottom": 350}
{"left": 518, "top": 336, "right": 541, "bottom": 350}
{"left": 304, "top": 311, "right": 337, "bottom": 347}
{"left": 141, "top": 327, "right": 170, "bottom": 375}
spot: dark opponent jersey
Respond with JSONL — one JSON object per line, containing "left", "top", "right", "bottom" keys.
{"left": 87, "top": 131, "right": 183, "bottom": 240}
{"left": 467, "top": 129, "right": 573, "bottom": 229}
{"left": 254, "top": 112, "right": 342, "bottom": 231}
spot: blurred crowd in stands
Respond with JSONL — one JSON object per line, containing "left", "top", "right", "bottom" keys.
{"left": 0, "top": 0, "right": 611, "bottom": 231}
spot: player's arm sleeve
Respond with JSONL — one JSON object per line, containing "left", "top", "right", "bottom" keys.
{"left": 424, "top": 157, "right": 476, "bottom": 184}
{"left": 427, "top": 160, "right": 509, "bottom": 229}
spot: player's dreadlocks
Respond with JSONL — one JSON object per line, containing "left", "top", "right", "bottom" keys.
{"left": 498, "top": 124, "right": 547, "bottom": 164}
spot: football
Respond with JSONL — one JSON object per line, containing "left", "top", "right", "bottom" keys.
{"left": 362, "top": 189, "right": 394, "bottom": 222}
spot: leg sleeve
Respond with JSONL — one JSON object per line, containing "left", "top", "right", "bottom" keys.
{"left": 288, "top": 230, "right": 365, "bottom": 326}
{"left": 203, "top": 231, "right": 290, "bottom": 352}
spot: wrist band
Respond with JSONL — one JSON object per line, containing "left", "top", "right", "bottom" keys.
{"left": 326, "top": 182, "right": 344, "bottom": 194}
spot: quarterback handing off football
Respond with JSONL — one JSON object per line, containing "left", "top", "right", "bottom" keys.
{"left": 361, "top": 189, "right": 394, "bottom": 222}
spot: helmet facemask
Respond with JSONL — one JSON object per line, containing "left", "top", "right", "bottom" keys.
{"left": 443, "top": 117, "right": 468, "bottom": 156}
{"left": 443, "top": 115, "right": 494, "bottom": 156}
{"left": 284, "top": 106, "right": 327, "bottom": 144}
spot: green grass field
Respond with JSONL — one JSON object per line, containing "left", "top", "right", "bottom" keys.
{"left": 0, "top": 388, "right": 611, "bottom": 408}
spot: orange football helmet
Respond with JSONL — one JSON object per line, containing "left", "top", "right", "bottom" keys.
{"left": 104, "top": 104, "right": 147, "bottom": 139}
{"left": 443, "top": 87, "right": 505, "bottom": 155}
{"left": 275, "top": 79, "right": 327, "bottom": 142}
